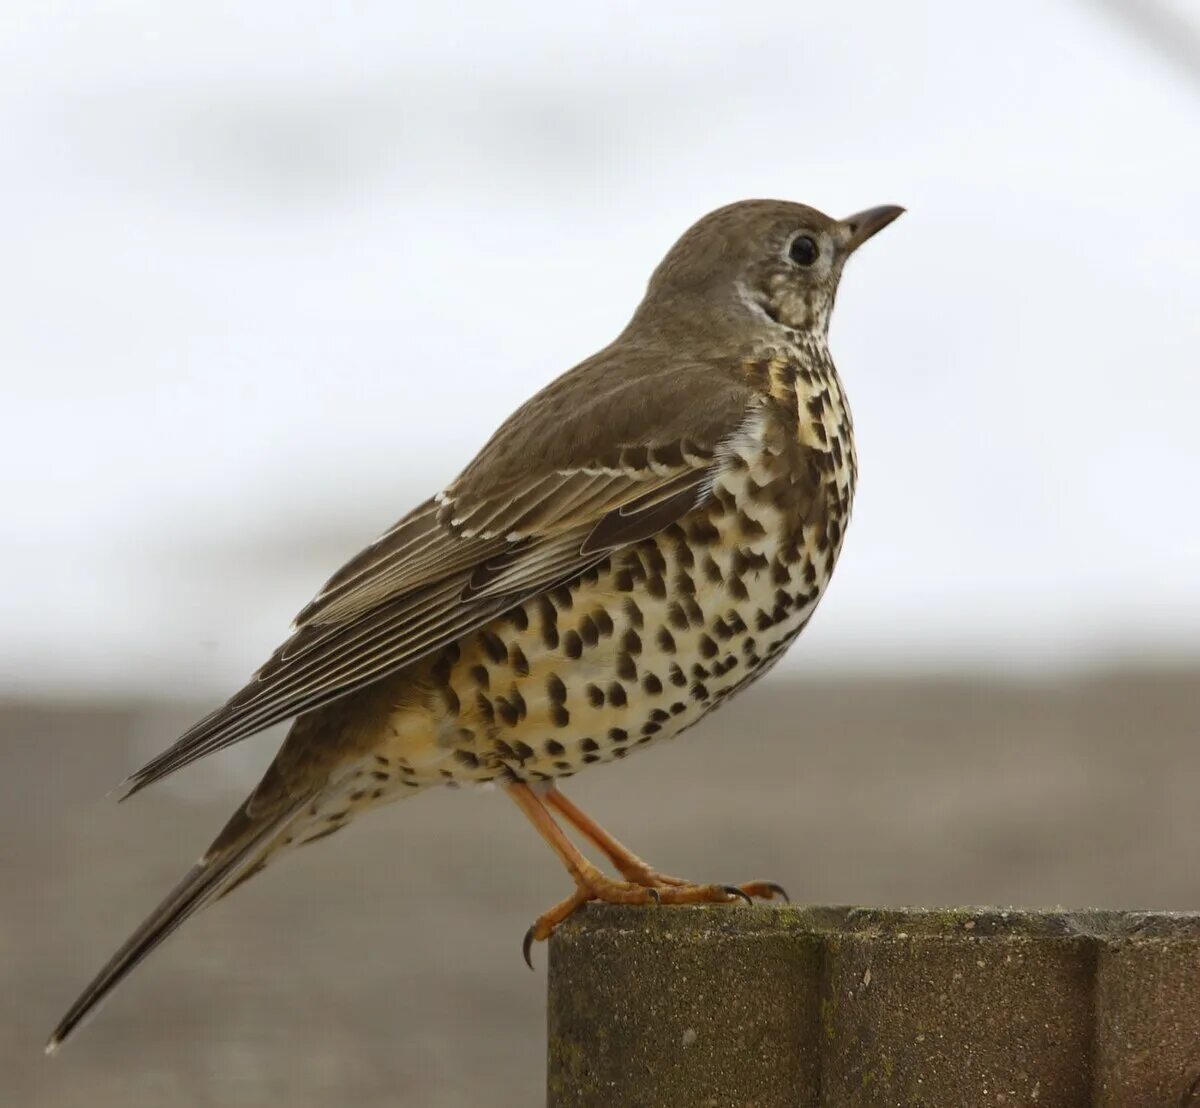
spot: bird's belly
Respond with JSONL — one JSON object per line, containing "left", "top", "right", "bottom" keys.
{"left": 376, "top": 464, "right": 848, "bottom": 789}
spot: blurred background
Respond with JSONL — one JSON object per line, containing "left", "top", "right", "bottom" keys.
{"left": 3, "top": 1, "right": 1198, "bottom": 1105}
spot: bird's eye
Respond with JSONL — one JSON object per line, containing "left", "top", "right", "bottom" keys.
{"left": 788, "top": 235, "right": 819, "bottom": 267}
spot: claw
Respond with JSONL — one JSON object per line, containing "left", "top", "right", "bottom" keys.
{"left": 646, "top": 887, "right": 661, "bottom": 906}
{"left": 522, "top": 926, "right": 536, "bottom": 970}
{"left": 765, "top": 882, "right": 790, "bottom": 903}
{"left": 722, "top": 884, "right": 754, "bottom": 906}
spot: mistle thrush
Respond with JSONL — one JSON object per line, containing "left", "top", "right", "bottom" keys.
{"left": 49, "top": 199, "right": 903, "bottom": 1050}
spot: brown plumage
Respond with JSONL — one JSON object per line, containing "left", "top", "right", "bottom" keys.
{"left": 48, "top": 198, "right": 902, "bottom": 1051}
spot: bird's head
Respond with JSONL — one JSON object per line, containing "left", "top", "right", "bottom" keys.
{"left": 634, "top": 199, "right": 904, "bottom": 340}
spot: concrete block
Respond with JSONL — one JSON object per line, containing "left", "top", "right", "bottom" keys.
{"left": 546, "top": 905, "right": 1200, "bottom": 1107}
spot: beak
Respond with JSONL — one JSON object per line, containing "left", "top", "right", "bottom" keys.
{"left": 839, "top": 205, "right": 905, "bottom": 253}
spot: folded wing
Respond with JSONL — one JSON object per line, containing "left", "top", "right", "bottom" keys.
{"left": 123, "top": 356, "right": 755, "bottom": 795}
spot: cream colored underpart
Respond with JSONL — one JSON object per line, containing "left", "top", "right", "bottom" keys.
{"left": 300, "top": 398, "right": 856, "bottom": 823}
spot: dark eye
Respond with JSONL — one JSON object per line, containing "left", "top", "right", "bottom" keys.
{"left": 788, "top": 234, "right": 819, "bottom": 267}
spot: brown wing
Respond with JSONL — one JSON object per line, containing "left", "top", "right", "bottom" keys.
{"left": 122, "top": 354, "right": 753, "bottom": 795}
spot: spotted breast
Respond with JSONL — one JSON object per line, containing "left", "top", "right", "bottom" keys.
{"left": 349, "top": 340, "right": 855, "bottom": 799}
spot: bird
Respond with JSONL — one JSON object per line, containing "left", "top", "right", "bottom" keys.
{"left": 47, "top": 197, "right": 902, "bottom": 1052}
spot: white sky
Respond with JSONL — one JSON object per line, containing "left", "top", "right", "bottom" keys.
{"left": 3, "top": 1, "right": 1199, "bottom": 697}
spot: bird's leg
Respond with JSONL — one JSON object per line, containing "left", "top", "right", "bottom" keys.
{"left": 543, "top": 784, "right": 789, "bottom": 904}
{"left": 506, "top": 782, "right": 790, "bottom": 959}
{"left": 506, "top": 782, "right": 764, "bottom": 957}
{"left": 542, "top": 785, "right": 689, "bottom": 888}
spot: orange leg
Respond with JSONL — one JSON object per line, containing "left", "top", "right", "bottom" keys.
{"left": 543, "top": 786, "right": 691, "bottom": 887}
{"left": 506, "top": 782, "right": 787, "bottom": 964}
{"left": 544, "top": 784, "right": 787, "bottom": 903}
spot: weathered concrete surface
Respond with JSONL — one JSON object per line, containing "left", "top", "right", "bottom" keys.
{"left": 547, "top": 905, "right": 1200, "bottom": 1108}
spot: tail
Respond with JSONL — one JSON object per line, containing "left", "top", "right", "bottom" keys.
{"left": 45, "top": 787, "right": 312, "bottom": 1054}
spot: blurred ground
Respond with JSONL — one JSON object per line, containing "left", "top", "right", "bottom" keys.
{"left": 6, "top": 668, "right": 1199, "bottom": 1106}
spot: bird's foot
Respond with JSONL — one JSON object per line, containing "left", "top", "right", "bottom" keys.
{"left": 607, "top": 852, "right": 788, "bottom": 906}
{"left": 521, "top": 863, "right": 789, "bottom": 966}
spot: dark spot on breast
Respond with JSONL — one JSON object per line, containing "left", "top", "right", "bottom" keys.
{"left": 623, "top": 597, "right": 644, "bottom": 628}
{"left": 470, "top": 665, "right": 490, "bottom": 689}
{"left": 670, "top": 701, "right": 687, "bottom": 715}
{"left": 582, "top": 753, "right": 601, "bottom": 764}
{"left": 711, "top": 617, "right": 732, "bottom": 641}
{"left": 667, "top": 603, "right": 689, "bottom": 630}
{"left": 545, "top": 739, "right": 565, "bottom": 755}
{"left": 649, "top": 708, "right": 670, "bottom": 724}
{"left": 585, "top": 684, "right": 605, "bottom": 708}
{"left": 455, "top": 750, "right": 480, "bottom": 768}
{"left": 684, "top": 598, "right": 704, "bottom": 625}
{"left": 374, "top": 754, "right": 390, "bottom": 767}
{"left": 551, "top": 704, "right": 570, "bottom": 728}
{"left": 579, "top": 614, "right": 600, "bottom": 647}
{"left": 494, "top": 739, "right": 516, "bottom": 760}
{"left": 702, "top": 556, "right": 723, "bottom": 584}
{"left": 552, "top": 585, "right": 574, "bottom": 611}
{"left": 641, "top": 722, "right": 662, "bottom": 737}
{"left": 476, "top": 692, "right": 495, "bottom": 724}
{"left": 509, "top": 644, "right": 530, "bottom": 677}
{"left": 371, "top": 770, "right": 389, "bottom": 782}
{"left": 642, "top": 673, "right": 663, "bottom": 695}
{"left": 480, "top": 631, "right": 507, "bottom": 665}
{"left": 691, "top": 663, "right": 710, "bottom": 680}
{"left": 668, "top": 663, "right": 687, "bottom": 687}
{"left": 554, "top": 760, "right": 573, "bottom": 771}
{"left": 506, "top": 606, "right": 529, "bottom": 632}
{"left": 691, "top": 682, "right": 710, "bottom": 701}
{"left": 646, "top": 574, "right": 667, "bottom": 599}
{"left": 538, "top": 595, "right": 560, "bottom": 648}
{"left": 616, "top": 653, "right": 637, "bottom": 681}
{"left": 580, "top": 737, "right": 599, "bottom": 753}
{"left": 656, "top": 627, "right": 677, "bottom": 653}
{"left": 547, "top": 673, "right": 567, "bottom": 702}
{"left": 608, "top": 683, "right": 628, "bottom": 708}
{"left": 698, "top": 634, "right": 718, "bottom": 659}
{"left": 622, "top": 628, "right": 642, "bottom": 655}
{"left": 608, "top": 727, "right": 628, "bottom": 743}
{"left": 563, "top": 630, "right": 583, "bottom": 659}
{"left": 615, "top": 569, "right": 634, "bottom": 591}
{"left": 513, "top": 741, "right": 535, "bottom": 763}
{"left": 738, "top": 512, "right": 767, "bottom": 539}
{"left": 496, "top": 698, "right": 520, "bottom": 727}
{"left": 594, "top": 608, "right": 614, "bottom": 637}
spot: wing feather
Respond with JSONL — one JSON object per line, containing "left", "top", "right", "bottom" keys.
{"left": 123, "top": 356, "right": 757, "bottom": 796}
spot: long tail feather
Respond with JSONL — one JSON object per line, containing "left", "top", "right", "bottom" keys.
{"left": 45, "top": 794, "right": 310, "bottom": 1054}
